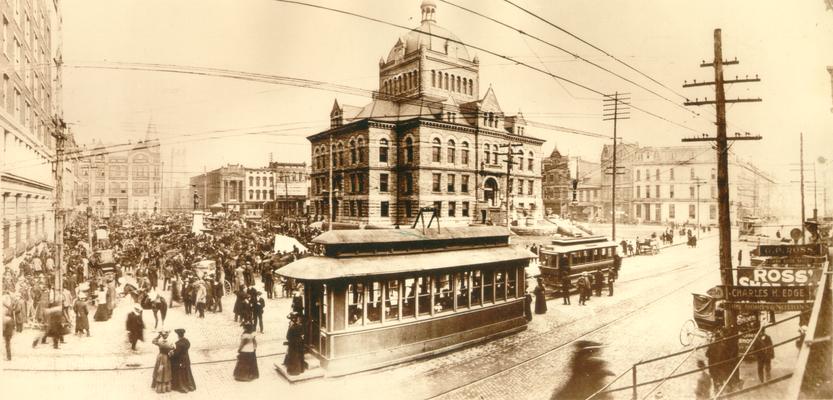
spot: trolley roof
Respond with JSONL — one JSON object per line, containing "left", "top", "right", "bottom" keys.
{"left": 312, "top": 226, "right": 508, "bottom": 245}
{"left": 540, "top": 235, "right": 618, "bottom": 254}
{"left": 278, "top": 245, "right": 534, "bottom": 281}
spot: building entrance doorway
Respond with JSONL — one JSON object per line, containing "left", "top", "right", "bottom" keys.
{"left": 484, "top": 178, "right": 498, "bottom": 207}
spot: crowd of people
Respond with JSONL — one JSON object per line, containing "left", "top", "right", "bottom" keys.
{"left": 3, "top": 210, "right": 319, "bottom": 385}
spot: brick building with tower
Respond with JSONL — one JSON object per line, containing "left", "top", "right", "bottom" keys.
{"left": 307, "top": 0, "right": 544, "bottom": 227}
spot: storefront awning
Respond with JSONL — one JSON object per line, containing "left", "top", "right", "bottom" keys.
{"left": 278, "top": 245, "right": 535, "bottom": 281}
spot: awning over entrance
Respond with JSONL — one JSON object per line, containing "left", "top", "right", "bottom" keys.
{"left": 278, "top": 245, "right": 534, "bottom": 281}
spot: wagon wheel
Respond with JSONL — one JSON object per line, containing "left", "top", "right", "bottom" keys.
{"left": 223, "top": 280, "right": 232, "bottom": 295}
{"left": 679, "top": 319, "right": 697, "bottom": 347}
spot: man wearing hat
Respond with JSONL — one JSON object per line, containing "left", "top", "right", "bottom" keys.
{"left": 126, "top": 304, "right": 145, "bottom": 350}
{"left": 73, "top": 293, "right": 90, "bottom": 337}
{"left": 195, "top": 279, "right": 207, "bottom": 318}
{"left": 252, "top": 291, "right": 265, "bottom": 333}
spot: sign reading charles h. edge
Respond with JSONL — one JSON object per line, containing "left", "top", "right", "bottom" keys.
{"left": 757, "top": 244, "right": 825, "bottom": 257}
{"left": 725, "top": 285, "right": 814, "bottom": 301}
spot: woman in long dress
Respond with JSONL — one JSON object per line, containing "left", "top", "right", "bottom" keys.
{"left": 93, "top": 286, "right": 109, "bottom": 321}
{"left": 534, "top": 278, "right": 548, "bottom": 314}
{"left": 283, "top": 313, "right": 306, "bottom": 376}
{"left": 170, "top": 328, "right": 196, "bottom": 393}
{"left": 151, "top": 330, "right": 174, "bottom": 393}
{"left": 232, "top": 323, "right": 259, "bottom": 381}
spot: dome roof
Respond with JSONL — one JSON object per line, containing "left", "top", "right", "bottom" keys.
{"left": 385, "top": 2, "right": 471, "bottom": 64}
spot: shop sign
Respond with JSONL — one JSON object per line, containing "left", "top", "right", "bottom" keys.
{"left": 724, "top": 302, "right": 814, "bottom": 312}
{"left": 757, "top": 244, "right": 824, "bottom": 257}
{"left": 724, "top": 285, "right": 814, "bottom": 301}
{"left": 737, "top": 267, "right": 822, "bottom": 286}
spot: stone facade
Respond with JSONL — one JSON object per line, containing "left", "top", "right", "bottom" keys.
{"left": 541, "top": 148, "right": 570, "bottom": 216}
{"left": 308, "top": 1, "right": 544, "bottom": 227}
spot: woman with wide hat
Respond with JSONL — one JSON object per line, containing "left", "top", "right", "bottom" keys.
{"left": 170, "top": 328, "right": 196, "bottom": 393}
{"left": 151, "top": 329, "right": 174, "bottom": 393}
{"left": 233, "top": 323, "right": 259, "bottom": 381}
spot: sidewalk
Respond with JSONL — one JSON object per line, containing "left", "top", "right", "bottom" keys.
{"left": 2, "top": 276, "right": 295, "bottom": 371}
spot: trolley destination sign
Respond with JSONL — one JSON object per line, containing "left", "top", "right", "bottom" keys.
{"left": 723, "top": 285, "right": 815, "bottom": 301}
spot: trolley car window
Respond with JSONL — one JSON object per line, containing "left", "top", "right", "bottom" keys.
{"left": 483, "top": 270, "right": 494, "bottom": 303}
{"left": 367, "top": 282, "right": 382, "bottom": 324}
{"left": 321, "top": 284, "right": 328, "bottom": 329}
{"left": 471, "top": 270, "right": 482, "bottom": 306}
{"left": 403, "top": 278, "right": 416, "bottom": 318}
{"left": 385, "top": 280, "right": 400, "bottom": 321}
{"left": 507, "top": 268, "right": 517, "bottom": 298}
{"left": 559, "top": 254, "right": 568, "bottom": 268}
{"left": 495, "top": 271, "right": 506, "bottom": 301}
{"left": 348, "top": 283, "right": 364, "bottom": 326}
{"left": 434, "top": 274, "right": 453, "bottom": 313}
{"left": 417, "top": 277, "right": 431, "bottom": 316}
{"left": 455, "top": 271, "right": 470, "bottom": 309}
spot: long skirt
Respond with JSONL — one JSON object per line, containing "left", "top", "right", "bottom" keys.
{"left": 93, "top": 305, "right": 110, "bottom": 321}
{"left": 151, "top": 354, "right": 172, "bottom": 393}
{"left": 233, "top": 351, "right": 259, "bottom": 381}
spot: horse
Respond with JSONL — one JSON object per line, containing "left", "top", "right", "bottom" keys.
{"left": 122, "top": 283, "right": 168, "bottom": 329}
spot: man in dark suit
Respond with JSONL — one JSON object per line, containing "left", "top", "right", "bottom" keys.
{"left": 125, "top": 305, "right": 145, "bottom": 350}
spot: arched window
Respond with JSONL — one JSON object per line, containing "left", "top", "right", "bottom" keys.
{"left": 456, "top": 76, "right": 461, "bottom": 92}
{"left": 469, "top": 79, "right": 474, "bottom": 95}
{"left": 249, "top": 177, "right": 254, "bottom": 186}
{"left": 492, "top": 144, "right": 499, "bottom": 164}
{"left": 405, "top": 137, "right": 414, "bottom": 163}
{"left": 450, "top": 74, "right": 455, "bottom": 92}
{"left": 337, "top": 143, "right": 344, "bottom": 166}
{"left": 482, "top": 113, "right": 487, "bottom": 126}
{"left": 461, "top": 141, "right": 470, "bottom": 165}
{"left": 431, "top": 70, "right": 436, "bottom": 87}
{"left": 432, "top": 137, "right": 442, "bottom": 163}
{"left": 447, "top": 139, "right": 456, "bottom": 164}
{"left": 314, "top": 148, "right": 320, "bottom": 169}
{"left": 484, "top": 144, "right": 490, "bottom": 165}
{"left": 349, "top": 140, "right": 357, "bottom": 164}
{"left": 528, "top": 151, "right": 534, "bottom": 171}
{"left": 444, "top": 73, "right": 449, "bottom": 90}
{"left": 379, "top": 138, "right": 389, "bottom": 163}
{"left": 248, "top": 189, "right": 254, "bottom": 199}
{"left": 462, "top": 79, "right": 468, "bottom": 95}
{"left": 357, "top": 137, "right": 365, "bottom": 162}
{"left": 256, "top": 176, "right": 261, "bottom": 186}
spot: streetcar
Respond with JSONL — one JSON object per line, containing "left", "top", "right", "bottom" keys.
{"left": 537, "top": 235, "right": 620, "bottom": 290}
{"left": 277, "top": 226, "right": 534, "bottom": 377}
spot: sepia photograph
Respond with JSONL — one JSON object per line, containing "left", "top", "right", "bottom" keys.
{"left": 1, "top": 0, "right": 832, "bottom": 399}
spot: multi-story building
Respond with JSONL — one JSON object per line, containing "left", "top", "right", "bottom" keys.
{"left": 78, "top": 136, "right": 163, "bottom": 217}
{"left": 600, "top": 141, "right": 639, "bottom": 223}
{"left": 629, "top": 145, "right": 775, "bottom": 225}
{"left": 541, "top": 148, "right": 570, "bottom": 216}
{"left": 243, "top": 167, "right": 275, "bottom": 213}
{"left": 189, "top": 164, "right": 245, "bottom": 213}
{"left": 269, "top": 161, "right": 308, "bottom": 217}
{"left": 1, "top": 0, "right": 62, "bottom": 262}
{"left": 308, "top": 1, "right": 544, "bottom": 227}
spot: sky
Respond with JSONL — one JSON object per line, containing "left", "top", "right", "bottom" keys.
{"left": 60, "top": 0, "right": 833, "bottom": 189}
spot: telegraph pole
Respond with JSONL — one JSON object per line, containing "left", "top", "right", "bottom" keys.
{"left": 682, "top": 28, "right": 761, "bottom": 330}
{"left": 693, "top": 177, "right": 706, "bottom": 240}
{"left": 800, "top": 132, "right": 806, "bottom": 242}
{"left": 52, "top": 117, "right": 67, "bottom": 296}
{"left": 603, "top": 92, "right": 629, "bottom": 241}
{"left": 328, "top": 134, "right": 334, "bottom": 231}
{"left": 499, "top": 143, "right": 522, "bottom": 230}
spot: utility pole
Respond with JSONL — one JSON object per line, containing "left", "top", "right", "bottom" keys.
{"left": 52, "top": 117, "right": 67, "bottom": 296}
{"left": 499, "top": 143, "right": 522, "bottom": 230}
{"left": 682, "top": 28, "right": 761, "bottom": 330}
{"left": 693, "top": 177, "right": 706, "bottom": 240}
{"left": 603, "top": 92, "right": 629, "bottom": 241}
{"left": 800, "top": 132, "right": 806, "bottom": 242}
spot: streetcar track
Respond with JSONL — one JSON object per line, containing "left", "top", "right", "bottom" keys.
{"left": 425, "top": 268, "right": 714, "bottom": 399}
{"left": 411, "top": 261, "right": 698, "bottom": 379}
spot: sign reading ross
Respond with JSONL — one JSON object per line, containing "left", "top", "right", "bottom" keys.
{"left": 757, "top": 244, "right": 824, "bottom": 257}
{"left": 724, "top": 302, "right": 814, "bottom": 312}
{"left": 737, "top": 268, "right": 823, "bottom": 286}
{"left": 724, "top": 285, "right": 814, "bottom": 301}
